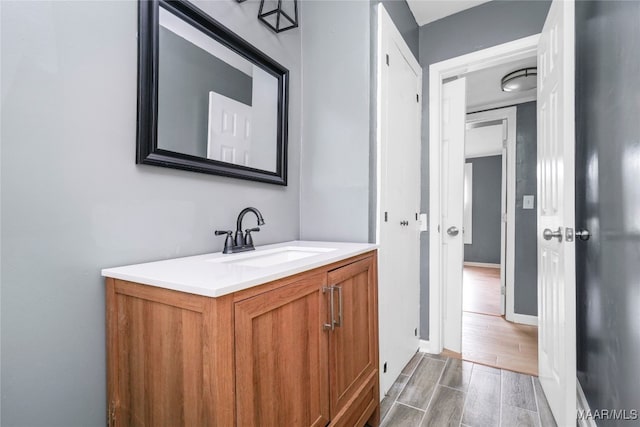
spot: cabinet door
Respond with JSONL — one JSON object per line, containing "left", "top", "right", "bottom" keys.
{"left": 327, "top": 256, "right": 379, "bottom": 423}
{"left": 235, "top": 273, "right": 330, "bottom": 427}
{"left": 106, "top": 280, "right": 214, "bottom": 427}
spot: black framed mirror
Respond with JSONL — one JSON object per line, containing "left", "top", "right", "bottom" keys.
{"left": 137, "top": 0, "right": 289, "bottom": 185}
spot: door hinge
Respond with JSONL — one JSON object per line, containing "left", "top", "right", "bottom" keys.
{"left": 501, "top": 286, "right": 506, "bottom": 295}
{"left": 415, "top": 212, "right": 418, "bottom": 220}
{"left": 386, "top": 54, "right": 389, "bottom": 66}
{"left": 414, "top": 328, "right": 418, "bottom": 336}
{"left": 416, "top": 94, "right": 420, "bottom": 103}
{"left": 384, "top": 212, "right": 388, "bottom": 222}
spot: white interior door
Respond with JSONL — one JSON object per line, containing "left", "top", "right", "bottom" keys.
{"left": 442, "top": 78, "right": 466, "bottom": 354}
{"left": 207, "top": 91, "right": 252, "bottom": 166}
{"left": 377, "top": 4, "right": 421, "bottom": 397}
{"left": 537, "top": 0, "right": 576, "bottom": 425}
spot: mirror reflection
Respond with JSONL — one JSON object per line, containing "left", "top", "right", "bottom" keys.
{"left": 157, "top": 8, "right": 279, "bottom": 173}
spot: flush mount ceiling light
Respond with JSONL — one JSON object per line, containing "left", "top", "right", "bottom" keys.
{"left": 258, "top": 0, "right": 298, "bottom": 33}
{"left": 501, "top": 67, "right": 537, "bottom": 92}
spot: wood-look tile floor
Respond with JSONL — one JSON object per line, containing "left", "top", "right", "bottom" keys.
{"left": 462, "top": 266, "right": 538, "bottom": 376}
{"left": 380, "top": 352, "right": 557, "bottom": 427}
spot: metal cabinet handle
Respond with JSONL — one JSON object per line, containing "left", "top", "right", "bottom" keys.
{"left": 334, "top": 286, "right": 343, "bottom": 328}
{"left": 447, "top": 226, "right": 459, "bottom": 236}
{"left": 576, "top": 229, "right": 591, "bottom": 241}
{"left": 323, "top": 287, "right": 334, "bottom": 331}
{"left": 543, "top": 227, "right": 563, "bottom": 242}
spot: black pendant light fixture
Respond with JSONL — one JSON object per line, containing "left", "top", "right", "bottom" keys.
{"left": 258, "top": 0, "right": 298, "bottom": 33}
{"left": 501, "top": 67, "right": 537, "bottom": 92}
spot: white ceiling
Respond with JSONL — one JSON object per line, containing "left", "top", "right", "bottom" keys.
{"left": 406, "top": 0, "right": 492, "bottom": 26}
{"left": 465, "top": 56, "right": 537, "bottom": 112}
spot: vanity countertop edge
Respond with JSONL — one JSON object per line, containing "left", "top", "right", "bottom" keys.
{"left": 101, "top": 240, "right": 378, "bottom": 298}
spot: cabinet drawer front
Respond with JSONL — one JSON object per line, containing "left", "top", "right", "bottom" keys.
{"left": 235, "top": 273, "right": 330, "bottom": 427}
{"left": 327, "top": 256, "right": 379, "bottom": 420}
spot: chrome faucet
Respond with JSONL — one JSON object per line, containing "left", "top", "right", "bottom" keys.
{"left": 215, "top": 207, "right": 265, "bottom": 254}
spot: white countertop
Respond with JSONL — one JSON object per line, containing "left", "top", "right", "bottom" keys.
{"left": 101, "top": 240, "right": 377, "bottom": 297}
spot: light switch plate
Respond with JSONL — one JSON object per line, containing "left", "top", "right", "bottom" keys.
{"left": 419, "top": 213, "right": 428, "bottom": 231}
{"left": 523, "top": 195, "right": 535, "bottom": 209}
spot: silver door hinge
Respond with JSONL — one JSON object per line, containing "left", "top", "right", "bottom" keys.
{"left": 416, "top": 94, "right": 419, "bottom": 102}
{"left": 384, "top": 211, "right": 388, "bottom": 222}
{"left": 386, "top": 54, "right": 389, "bottom": 66}
{"left": 501, "top": 286, "right": 506, "bottom": 295}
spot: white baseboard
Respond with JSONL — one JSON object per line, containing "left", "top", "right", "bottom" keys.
{"left": 512, "top": 313, "right": 538, "bottom": 326}
{"left": 419, "top": 339, "right": 434, "bottom": 354}
{"left": 463, "top": 261, "right": 500, "bottom": 268}
{"left": 577, "top": 379, "right": 597, "bottom": 427}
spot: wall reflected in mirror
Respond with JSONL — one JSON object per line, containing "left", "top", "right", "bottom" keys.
{"left": 157, "top": 8, "right": 279, "bottom": 173}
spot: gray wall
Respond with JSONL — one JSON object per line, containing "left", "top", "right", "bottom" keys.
{"left": 158, "top": 27, "right": 253, "bottom": 157}
{"left": 575, "top": 0, "right": 640, "bottom": 418}
{"left": 417, "top": 0, "right": 551, "bottom": 339}
{"left": 514, "top": 101, "right": 537, "bottom": 316}
{"left": 464, "top": 155, "right": 502, "bottom": 264}
{"left": 300, "top": 1, "right": 371, "bottom": 242}
{"left": 0, "top": 1, "right": 301, "bottom": 425}
{"left": 372, "top": 0, "right": 418, "bottom": 59}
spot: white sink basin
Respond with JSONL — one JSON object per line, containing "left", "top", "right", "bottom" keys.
{"left": 211, "top": 246, "right": 336, "bottom": 268}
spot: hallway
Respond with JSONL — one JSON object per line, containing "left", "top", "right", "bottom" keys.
{"left": 462, "top": 267, "right": 538, "bottom": 375}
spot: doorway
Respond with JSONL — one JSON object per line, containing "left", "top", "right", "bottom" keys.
{"left": 428, "top": 35, "right": 542, "bottom": 363}
{"left": 428, "top": 2, "right": 577, "bottom": 424}
{"left": 461, "top": 102, "right": 539, "bottom": 376}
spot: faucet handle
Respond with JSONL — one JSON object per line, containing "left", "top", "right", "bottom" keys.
{"left": 214, "top": 230, "right": 234, "bottom": 254}
{"left": 244, "top": 227, "right": 260, "bottom": 247}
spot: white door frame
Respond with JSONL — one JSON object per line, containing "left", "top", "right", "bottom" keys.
{"left": 376, "top": 3, "right": 422, "bottom": 397}
{"left": 428, "top": 35, "right": 539, "bottom": 353}
{"left": 465, "top": 107, "right": 516, "bottom": 321}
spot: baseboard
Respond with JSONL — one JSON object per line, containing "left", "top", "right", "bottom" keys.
{"left": 419, "top": 339, "right": 434, "bottom": 354}
{"left": 511, "top": 313, "right": 538, "bottom": 326}
{"left": 463, "top": 261, "right": 500, "bottom": 268}
{"left": 577, "top": 379, "right": 597, "bottom": 427}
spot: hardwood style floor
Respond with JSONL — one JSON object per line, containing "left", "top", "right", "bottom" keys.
{"left": 462, "top": 266, "right": 538, "bottom": 376}
{"left": 463, "top": 266, "right": 501, "bottom": 316}
{"left": 380, "top": 352, "right": 556, "bottom": 427}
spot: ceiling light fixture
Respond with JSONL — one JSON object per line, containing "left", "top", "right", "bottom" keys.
{"left": 501, "top": 67, "right": 537, "bottom": 92}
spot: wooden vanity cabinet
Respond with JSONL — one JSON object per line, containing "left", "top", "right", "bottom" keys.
{"left": 106, "top": 250, "right": 379, "bottom": 427}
